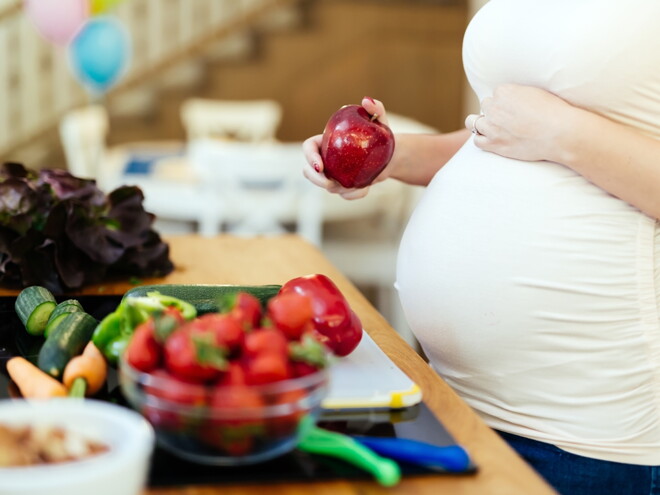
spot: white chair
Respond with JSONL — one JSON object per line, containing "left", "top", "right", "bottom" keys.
{"left": 59, "top": 106, "right": 206, "bottom": 234}
{"left": 180, "top": 98, "right": 283, "bottom": 142}
{"left": 187, "top": 138, "right": 323, "bottom": 245}
{"left": 59, "top": 105, "right": 109, "bottom": 180}
{"left": 118, "top": 97, "right": 284, "bottom": 236}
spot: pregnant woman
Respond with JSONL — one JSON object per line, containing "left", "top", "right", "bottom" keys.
{"left": 302, "top": 1, "right": 660, "bottom": 493}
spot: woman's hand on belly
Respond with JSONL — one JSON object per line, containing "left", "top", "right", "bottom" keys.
{"left": 465, "top": 84, "right": 576, "bottom": 163}
{"left": 465, "top": 83, "right": 660, "bottom": 220}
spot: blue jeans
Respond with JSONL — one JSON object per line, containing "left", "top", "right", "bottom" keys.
{"left": 496, "top": 430, "right": 660, "bottom": 495}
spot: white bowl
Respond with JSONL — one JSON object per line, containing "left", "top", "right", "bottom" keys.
{"left": 0, "top": 398, "right": 155, "bottom": 495}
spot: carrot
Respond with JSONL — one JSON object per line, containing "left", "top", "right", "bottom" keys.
{"left": 6, "top": 357, "right": 68, "bottom": 399}
{"left": 62, "top": 341, "right": 108, "bottom": 397}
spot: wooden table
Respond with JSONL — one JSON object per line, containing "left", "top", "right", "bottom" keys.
{"left": 17, "top": 234, "right": 557, "bottom": 494}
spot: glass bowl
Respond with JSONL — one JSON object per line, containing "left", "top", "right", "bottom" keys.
{"left": 119, "top": 359, "right": 329, "bottom": 465}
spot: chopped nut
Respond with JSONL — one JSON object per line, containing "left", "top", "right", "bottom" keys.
{"left": 0, "top": 423, "right": 109, "bottom": 467}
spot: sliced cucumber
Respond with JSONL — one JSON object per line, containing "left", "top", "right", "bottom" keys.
{"left": 15, "top": 286, "right": 57, "bottom": 336}
{"left": 44, "top": 300, "right": 84, "bottom": 338}
{"left": 48, "top": 299, "right": 83, "bottom": 322}
{"left": 45, "top": 311, "right": 79, "bottom": 338}
{"left": 38, "top": 312, "right": 98, "bottom": 378}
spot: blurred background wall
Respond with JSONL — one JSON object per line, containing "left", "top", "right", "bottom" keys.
{"left": 0, "top": 0, "right": 470, "bottom": 167}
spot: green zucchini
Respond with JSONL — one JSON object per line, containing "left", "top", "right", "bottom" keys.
{"left": 48, "top": 299, "right": 83, "bottom": 321}
{"left": 123, "top": 284, "right": 281, "bottom": 314}
{"left": 38, "top": 312, "right": 98, "bottom": 378}
{"left": 44, "top": 300, "right": 84, "bottom": 338}
{"left": 15, "top": 286, "right": 57, "bottom": 336}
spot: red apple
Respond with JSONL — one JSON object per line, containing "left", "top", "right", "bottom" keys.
{"left": 320, "top": 105, "right": 395, "bottom": 189}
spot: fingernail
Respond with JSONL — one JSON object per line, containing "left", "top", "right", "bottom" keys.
{"left": 364, "top": 96, "right": 375, "bottom": 104}
{"left": 313, "top": 162, "right": 320, "bottom": 173}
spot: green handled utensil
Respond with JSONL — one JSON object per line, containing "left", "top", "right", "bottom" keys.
{"left": 297, "top": 418, "right": 401, "bottom": 487}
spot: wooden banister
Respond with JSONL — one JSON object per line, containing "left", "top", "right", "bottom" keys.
{"left": 108, "top": 0, "right": 297, "bottom": 97}
{"left": 0, "top": 0, "right": 299, "bottom": 162}
{"left": 0, "top": 1, "right": 21, "bottom": 23}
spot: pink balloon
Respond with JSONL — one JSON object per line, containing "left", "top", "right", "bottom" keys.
{"left": 25, "top": 0, "right": 89, "bottom": 45}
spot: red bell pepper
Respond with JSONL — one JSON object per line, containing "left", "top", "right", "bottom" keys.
{"left": 279, "top": 274, "right": 363, "bottom": 356}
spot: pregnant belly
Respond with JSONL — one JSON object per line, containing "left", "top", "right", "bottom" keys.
{"left": 395, "top": 141, "right": 652, "bottom": 377}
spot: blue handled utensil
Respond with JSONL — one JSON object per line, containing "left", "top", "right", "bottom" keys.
{"left": 352, "top": 435, "right": 472, "bottom": 472}
{"left": 298, "top": 418, "right": 401, "bottom": 486}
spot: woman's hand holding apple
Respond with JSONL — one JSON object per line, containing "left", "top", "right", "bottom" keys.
{"left": 302, "top": 96, "right": 396, "bottom": 200}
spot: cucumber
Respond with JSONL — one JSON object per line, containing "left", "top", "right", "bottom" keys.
{"left": 38, "top": 312, "right": 98, "bottom": 378}
{"left": 15, "top": 286, "right": 57, "bottom": 336}
{"left": 44, "top": 300, "right": 84, "bottom": 338}
{"left": 123, "top": 284, "right": 281, "bottom": 314}
{"left": 48, "top": 299, "right": 84, "bottom": 321}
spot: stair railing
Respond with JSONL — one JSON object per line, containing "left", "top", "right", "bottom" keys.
{"left": 0, "top": 0, "right": 298, "bottom": 163}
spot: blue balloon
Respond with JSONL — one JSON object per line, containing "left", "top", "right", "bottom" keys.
{"left": 70, "top": 16, "right": 130, "bottom": 93}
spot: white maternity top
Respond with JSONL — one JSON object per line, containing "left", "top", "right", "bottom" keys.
{"left": 396, "top": 0, "right": 660, "bottom": 464}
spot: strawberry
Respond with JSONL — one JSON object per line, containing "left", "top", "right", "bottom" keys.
{"left": 244, "top": 352, "right": 292, "bottom": 385}
{"left": 190, "top": 313, "right": 245, "bottom": 354}
{"left": 142, "top": 368, "right": 207, "bottom": 430}
{"left": 288, "top": 333, "right": 330, "bottom": 377}
{"left": 242, "top": 327, "right": 288, "bottom": 359}
{"left": 161, "top": 306, "right": 186, "bottom": 326}
{"left": 163, "top": 326, "right": 227, "bottom": 382}
{"left": 291, "top": 361, "right": 320, "bottom": 378}
{"left": 266, "top": 292, "right": 314, "bottom": 340}
{"left": 265, "top": 388, "right": 307, "bottom": 437}
{"left": 221, "top": 292, "right": 263, "bottom": 331}
{"left": 217, "top": 360, "right": 248, "bottom": 387}
{"left": 144, "top": 368, "right": 207, "bottom": 406}
{"left": 204, "top": 385, "right": 266, "bottom": 456}
{"left": 125, "top": 318, "right": 160, "bottom": 372}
